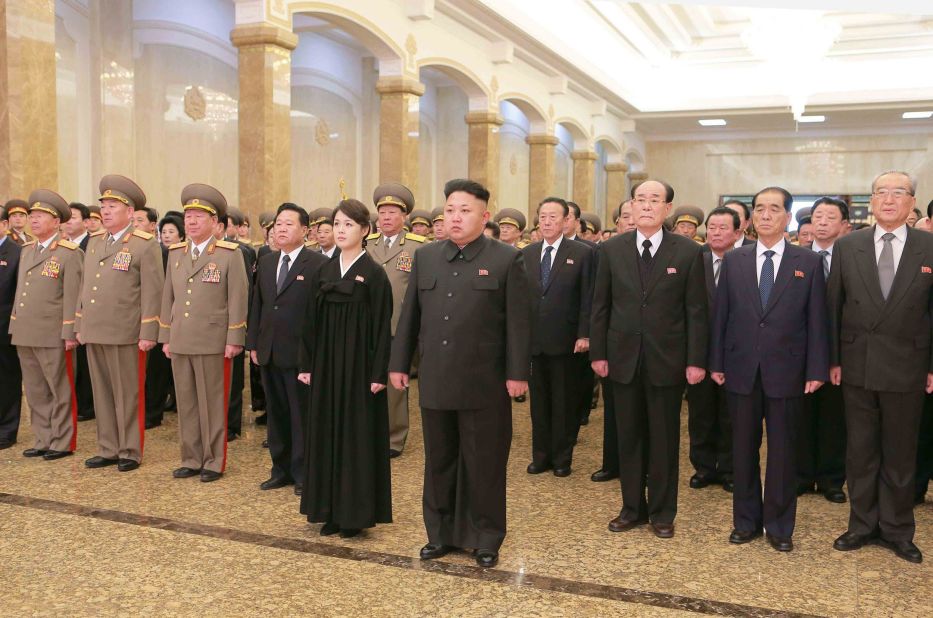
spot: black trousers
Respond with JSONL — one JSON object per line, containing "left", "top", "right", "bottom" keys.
{"left": 262, "top": 364, "right": 308, "bottom": 484}
{"left": 728, "top": 375, "right": 800, "bottom": 538}
{"left": 249, "top": 357, "right": 266, "bottom": 410}
{"left": 686, "top": 374, "right": 732, "bottom": 480}
{"left": 144, "top": 346, "right": 172, "bottom": 425}
{"left": 843, "top": 385, "right": 924, "bottom": 542}
{"left": 421, "top": 395, "right": 512, "bottom": 551}
{"left": 227, "top": 350, "right": 245, "bottom": 436}
{"left": 917, "top": 394, "right": 933, "bottom": 501}
{"left": 0, "top": 343, "right": 22, "bottom": 443}
{"left": 611, "top": 374, "right": 683, "bottom": 525}
{"left": 74, "top": 343, "right": 94, "bottom": 418}
{"left": 529, "top": 353, "right": 577, "bottom": 469}
{"left": 599, "top": 377, "right": 619, "bottom": 473}
{"left": 797, "top": 383, "right": 846, "bottom": 491}
{"left": 574, "top": 352, "right": 594, "bottom": 428}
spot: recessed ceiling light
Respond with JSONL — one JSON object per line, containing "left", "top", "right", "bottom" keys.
{"left": 797, "top": 115, "right": 826, "bottom": 123}
{"left": 698, "top": 119, "right": 727, "bottom": 127}
{"left": 902, "top": 111, "right": 933, "bottom": 119}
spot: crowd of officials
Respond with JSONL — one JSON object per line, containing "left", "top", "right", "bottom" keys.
{"left": 0, "top": 170, "right": 930, "bottom": 568}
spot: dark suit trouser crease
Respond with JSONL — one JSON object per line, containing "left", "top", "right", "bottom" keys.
{"left": 686, "top": 375, "right": 732, "bottom": 480}
{"left": 74, "top": 344, "right": 94, "bottom": 418}
{"left": 728, "top": 374, "right": 800, "bottom": 538}
{"left": 145, "top": 346, "right": 172, "bottom": 425}
{"left": 797, "top": 384, "right": 846, "bottom": 491}
{"left": 842, "top": 385, "right": 923, "bottom": 542}
{"left": 530, "top": 353, "right": 577, "bottom": 468}
{"left": 249, "top": 358, "right": 266, "bottom": 410}
{"left": 574, "top": 352, "right": 594, "bottom": 431}
{"left": 421, "top": 396, "right": 512, "bottom": 551}
{"left": 227, "top": 351, "right": 245, "bottom": 436}
{"left": 0, "top": 343, "right": 22, "bottom": 442}
{"left": 611, "top": 374, "right": 682, "bottom": 525}
{"left": 599, "top": 377, "right": 619, "bottom": 473}
{"left": 261, "top": 364, "right": 308, "bottom": 484}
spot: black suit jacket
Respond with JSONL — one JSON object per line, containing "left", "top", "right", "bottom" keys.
{"left": 590, "top": 229, "right": 708, "bottom": 386}
{"left": 247, "top": 247, "right": 329, "bottom": 368}
{"left": 0, "top": 238, "right": 22, "bottom": 345}
{"left": 828, "top": 226, "right": 933, "bottom": 392}
{"left": 522, "top": 238, "right": 593, "bottom": 356}
{"left": 389, "top": 235, "right": 532, "bottom": 409}
{"left": 709, "top": 242, "right": 829, "bottom": 398}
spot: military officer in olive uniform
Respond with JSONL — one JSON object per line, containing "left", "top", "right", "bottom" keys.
{"left": 159, "top": 184, "right": 249, "bottom": 482}
{"left": 431, "top": 207, "right": 447, "bottom": 242}
{"left": 409, "top": 209, "right": 432, "bottom": 238}
{"left": 86, "top": 204, "right": 103, "bottom": 234}
{"left": 495, "top": 208, "right": 528, "bottom": 249}
{"left": 77, "top": 175, "right": 164, "bottom": 472}
{"left": 4, "top": 199, "right": 34, "bottom": 245}
{"left": 10, "top": 190, "right": 83, "bottom": 459}
{"left": 671, "top": 205, "right": 705, "bottom": 242}
{"left": 369, "top": 182, "right": 426, "bottom": 457}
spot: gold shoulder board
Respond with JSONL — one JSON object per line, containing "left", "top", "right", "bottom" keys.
{"left": 405, "top": 233, "right": 426, "bottom": 243}
{"left": 23, "top": 240, "right": 36, "bottom": 246}
{"left": 90, "top": 230, "right": 107, "bottom": 237}
{"left": 132, "top": 229, "right": 154, "bottom": 240}
{"left": 215, "top": 240, "right": 239, "bottom": 250}
{"left": 57, "top": 239, "right": 78, "bottom": 250}
{"left": 366, "top": 232, "right": 381, "bottom": 241}
{"left": 169, "top": 242, "right": 187, "bottom": 250}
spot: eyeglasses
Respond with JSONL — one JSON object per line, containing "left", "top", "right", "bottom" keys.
{"left": 872, "top": 189, "right": 913, "bottom": 199}
{"left": 633, "top": 198, "right": 667, "bottom": 206}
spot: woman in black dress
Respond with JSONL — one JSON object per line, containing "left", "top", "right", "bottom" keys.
{"left": 298, "top": 198, "right": 393, "bottom": 537}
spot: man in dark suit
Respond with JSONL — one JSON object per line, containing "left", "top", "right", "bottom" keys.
{"left": 723, "top": 200, "right": 756, "bottom": 248}
{"left": 142, "top": 208, "right": 172, "bottom": 429}
{"left": 223, "top": 208, "right": 257, "bottom": 441}
{"left": 687, "top": 207, "right": 743, "bottom": 493}
{"left": 0, "top": 206, "right": 23, "bottom": 449}
{"left": 389, "top": 178, "right": 531, "bottom": 568}
{"left": 247, "top": 203, "right": 328, "bottom": 494}
{"left": 522, "top": 196, "right": 593, "bottom": 477}
{"left": 829, "top": 171, "right": 932, "bottom": 564}
{"left": 710, "top": 187, "right": 829, "bottom": 552}
{"left": 590, "top": 179, "right": 708, "bottom": 539}
{"left": 797, "top": 197, "right": 850, "bottom": 503}
{"left": 63, "top": 202, "right": 95, "bottom": 421}
{"left": 564, "top": 201, "right": 597, "bottom": 427}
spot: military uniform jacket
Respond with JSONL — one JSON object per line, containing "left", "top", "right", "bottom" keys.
{"left": 75, "top": 228, "right": 164, "bottom": 344}
{"left": 9, "top": 235, "right": 84, "bottom": 347}
{"left": 389, "top": 235, "right": 532, "bottom": 409}
{"left": 9, "top": 229, "right": 34, "bottom": 246}
{"left": 367, "top": 232, "right": 425, "bottom": 334}
{"left": 158, "top": 238, "right": 249, "bottom": 355}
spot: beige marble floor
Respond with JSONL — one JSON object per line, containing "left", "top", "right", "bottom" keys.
{"left": 0, "top": 382, "right": 929, "bottom": 617}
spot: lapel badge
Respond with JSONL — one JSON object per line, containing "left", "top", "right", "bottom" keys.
{"left": 794, "top": 270, "right": 805, "bottom": 278}
{"left": 478, "top": 269, "right": 489, "bottom": 276}
{"left": 355, "top": 275, "right": 365, "bottom": 282}
{"left": 566, "top": 258, "right": 574, "bottom": 265}
{"left": 666, "top": 267, "right": 677, "bottom": 274}
{"left": 296, "top": 274, "right": 305, "bottom": 281}
{"left": 922, "top": 266, "right": 932, "bottom": 274}
{"left": 0, "top": 260, "right": 6, "bottom": 267}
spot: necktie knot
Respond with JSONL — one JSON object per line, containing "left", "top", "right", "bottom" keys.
{"left": 282, "top": 254, "right": 291, "bottom": 265}
{"left": 642, "top": 239, "right": 652, "bottom": 251}
{"left": 818, "top": 250, "right": 829, "bottom": 257}
{"left": 544, "top": 245, "right": 553, "bottom": 255}
{"left": 882, "top": 232, "right": 895, "bottom": 243}
{"left": 764, "top": 250, "right": 775, "bottom": 259}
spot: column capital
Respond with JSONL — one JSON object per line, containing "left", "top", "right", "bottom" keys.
{"left": 571, "top": 150, "right": 598, "bottom": 161}
{"left": 525, "top": 134, "right": 559, "bottom": 146}
{"left": 628, "top": 171, "right": 649, "bottom": 182}
{"left": 376, "top": 76, "right": 426, "bottom": 96}
{"left": 604, "top": 162, "right": 629, "bottom": 172}
{"left": 230, "top": 24, "right": 298, "bottom": 50}
{"left": 464, "top": 111, "right": 504, "bottom": 126}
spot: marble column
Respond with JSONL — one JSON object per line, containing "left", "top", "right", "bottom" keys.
{"left": 0, "top": 0, "right": 58, "bottom": 196}
{"left": 572, "top": 150, "right": 598, "bottom": 213}
{"left": 526, "top": 133, "right": 558, "bottom": 214}
{"left": 376, "top": 76, "right": 424, "bottom": 194}
{"left": 628, "top": 170, "right": 649, "bottom": 193}
{"left": 465, "top": 111, "right": 502, "bottom": 211}
{"left": 230, "top": 24, "right": 298, "bottom": 222}
{"left": 605, "top": 162, "right": 630, "bottom": 216}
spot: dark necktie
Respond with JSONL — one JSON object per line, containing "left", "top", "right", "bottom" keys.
{"left": 878, "top": 233, "right": 895, "bottom": 300}
{"left": 191, "top": 245, "right": 200, "bottom": 263}
{"left": 641, "top": 239, "right": 653, "bottom": 263}
{"left": 385, "top": 236, "right": 392, "bottom": 249}
{"left": 760, "top": 250, "right": 775, "bottom": 308}
{"left": 277, "top": 254, "right": 290, "bottom": 293}
{"left": 818, "top": 249, "right": 830, "bottom": 280}
{"left": 541, "top": 245, "right": 553, "bottom": 287}
{"left": 713, "top": 257, "right": 721, "bottom": 287}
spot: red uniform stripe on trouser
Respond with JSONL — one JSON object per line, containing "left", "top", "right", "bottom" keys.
{"left": 138, "top": 349, "right": 147, "bottom": 457}
{"left": 64, "top": 349, "right": 78, "bottom": 452}
{"left": 221, "top": 357, "right": 232, "bottom": 472}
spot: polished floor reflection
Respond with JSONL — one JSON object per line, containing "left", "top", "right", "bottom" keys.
{"left": 1, "top": 381, "right": 930, "bottom": 617}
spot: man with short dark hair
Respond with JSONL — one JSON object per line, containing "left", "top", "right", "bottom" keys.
{"left": 724, "top": 200, "right": 755, "bottom": 247}
{"left": 63, "top": 203, "right": 94, "bottom": 422}
{"left": 0, "top": 205, "right": 23, "bottom": 449}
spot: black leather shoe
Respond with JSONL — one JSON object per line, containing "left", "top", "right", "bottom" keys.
{"left": 608, "top": 515, "right": 648, "bottom": 533}
{"left": 24, "top": 448, "right": 49, "bottom": 458}
{"left": 590, "top": 469, "right": 618, "bottom": 482}
{"left": 0, "top": 440, "right": 14, "bottom": 450}
{"left": 797, "top": 482, "right": 816, "bottom": 496}
{"left": 294, "top": 484, "right": 303, "bottom": 496}
{"left": 553, "top": 467, "right": 571, "bottom": 478}
{"left": 419, "top": 543, "right": 453, "bottom": 560}
{"left": 689, "top": 473, "right": 716, "bottom": 489}
{"left": 200, "top": 470, "right": 222, "bottom": 482}
{"left": 339, "top": 528, "right": 361, "bottom": 538}
{"left": 117, "top": 459, "right": 140, "bottom": 472}
{"left": 42, "top": 450, "right": 73, "bottom": 461}
{"left": 877, "top": 538, "right": 923, "bottom": 563}
{"left": 514, "top": 394, "right": 526, "bottom": 403}
{"left": 389, "top": 449, "right": 401, "bottom": 459}
{"left": 729, "top": 528, "right": 763, "bottom": 544}
{"left": 77, "top": 412, "right": 95, "bottom": 421}
{"left": 260, "top": 477, "right": 291, "bottom": 491}
{"left": 722, "top": 478, "right": 735, "bottom": 493}
{"left": 823, "top": 488, "right": 847, "bottom": 503}
{"left": 226, "top": 432, "right": 238, "bottom": 442}
{"left": 766, "top": 533, "right": 793, "bottom": 552}
{"left": 173, "top": 467, "right": 200, "bottom": 478}
{"left": 320, "top": 522, "right": 339, "bottom": 536}
{"left": 833, "top": 530, "right": 876, "bottom": 551}
{"left": 526, "top": 462, "right": 551, "bottom": 474}
{"left": 84, "top": 455, "right": 119, "bottom": 468}
{"left": 475, "top": 549, "right": 498, "bottom": 568}
{"left": 144, "top": 420, "right": 161, "bottom": 430}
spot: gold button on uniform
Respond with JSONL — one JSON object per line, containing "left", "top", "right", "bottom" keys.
{"left": 188, "top": 278, "right": 193, "bottom": 283}
{"left": 184, "top": 312, "right": 189, "bottom": 317}
{"left": 96, "top": 273, "right": 100, "bottom": 278}
{"left": 92, "top": 286, "right": 98, "bottom": 291}
{"left": 99, "top": 261, "right": 104, "bottom": 266}
{"left": 90, "top": 299, "right": 95, "bottom": 304}
{"left": 185, "top": 301, "right": 190, "bottom": 306}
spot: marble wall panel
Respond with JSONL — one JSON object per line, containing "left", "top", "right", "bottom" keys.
{"left": 499, "top": 123, "right": 530, "bottom": 215}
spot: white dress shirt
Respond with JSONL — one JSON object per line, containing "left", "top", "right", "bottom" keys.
{"left": 71, "top": 231, "right": 88, "bottom": 247}
{"left": 540, "top": 234, "right": 563, "bottom": 261}
{"left": 755, "top": 238, "right": 786, "bottom": 285}
{"left": 191, "top": 237, "right": 211, "bottom": 258}
{"left": 340, "top": 249, "right": 366, "bottom": 278}
{"left": 635, "top": 228, "right": 663, "bottom": 258}
{"left": 37, "top": 234, "right": 57, "bottom": 252}
{"left": 383, "top": 233, "right": 399, "bottom": 249}
{"left": 110, "top": 224, "right": 133, "bottom": 243}
{"left": 710, "top": 250, "right": 725, "bottom": 287}
{"left": 874, "top": 224, "right": 908, "bottom": 271}
{"left": 733, "top": 236, "right": 747, "bottom": 249}
{"left": 278, "top": 246, "right": 302, "bottom": 274}
{"left": 321, "top": 245, "right": 337, "bottom": 258}
{"left": 811, "top": 240, "right": 834, "bottom": 272}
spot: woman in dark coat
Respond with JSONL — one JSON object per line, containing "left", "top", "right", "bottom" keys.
{"left": 298, "top": 198, "right": 393, "bottom": 537}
